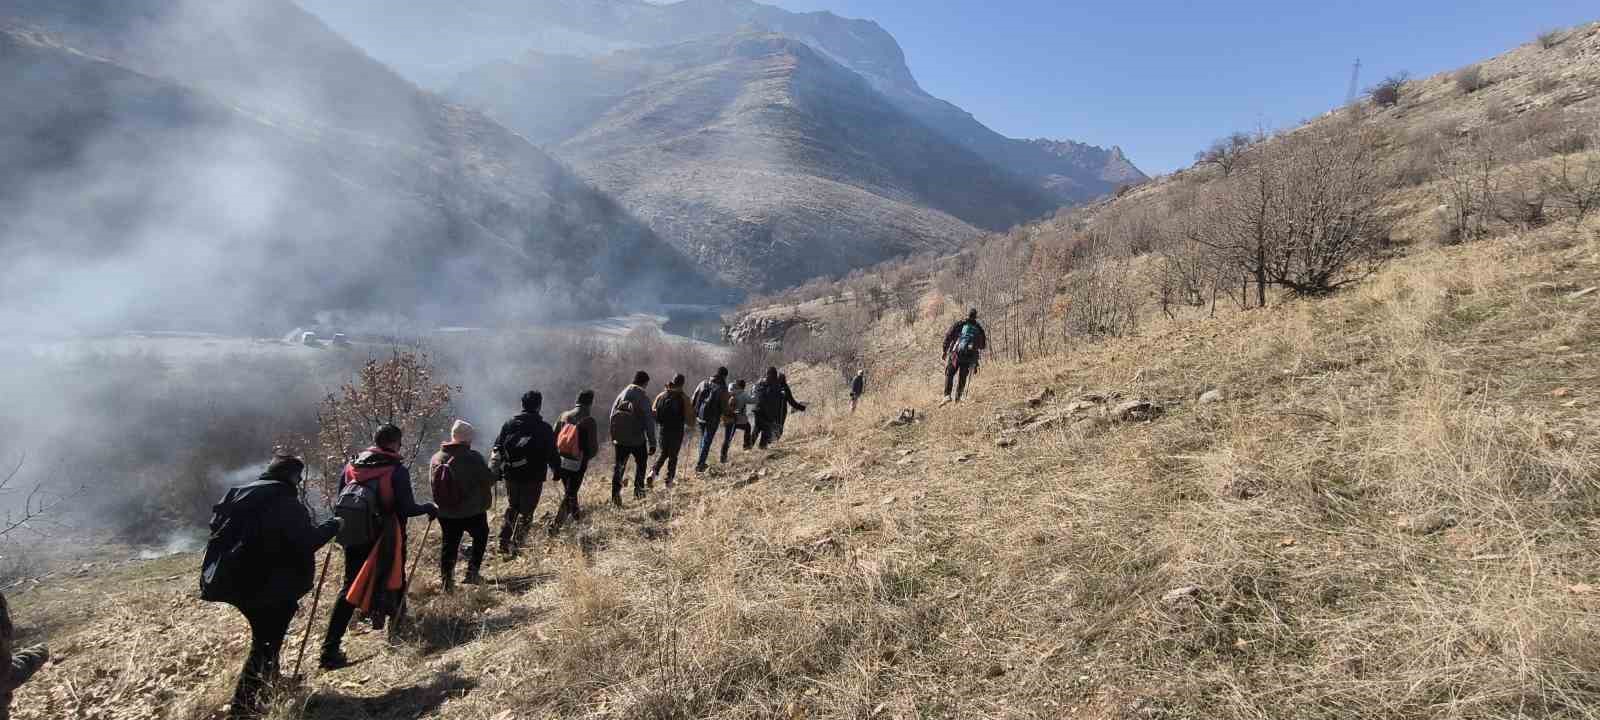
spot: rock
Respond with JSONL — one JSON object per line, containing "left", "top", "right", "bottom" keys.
{"left": 1552, "top": 387, "right": 1572, "bottom": 398}
{"left": 1162, "top": 585, "right": 1201, "bottom": 603}
{"left": 880, "top": 495, "right": 897, "bottom": 505}
{"left": 1199, "top": 389, "right": 1225, "bottom": 404}
{"left": 1400, "top": 512, "right": 1458, "bottom": 535}
{"left": 1114, "top": 400, "right": 1164, "bottom": 422}
{"left": 984, "top": 664, "right": 1006, "bottom": 679}
{"left": 813, "top": 470, "right": 837, "bottom": 484}
{"left": 1062, "top": 399, "right": 1100, "bottom": 415}
{"left": 1027, "top": 387, "right": 1056, "bottom": 408}
{"left": 996, "top": 436, "right": 1016, "bottom": 449}
{"left": 733, "top": 473, "right": 760, "bottom": 490}
{"left": 1571, "top": 286, "right": 1597, "bottom": 299}
{"left": 886, "top": 408, "right": 918, "bottom": 428}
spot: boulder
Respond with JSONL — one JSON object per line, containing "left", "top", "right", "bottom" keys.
{"left": 1199, "top": 389, "right": 1225, "bottom": 404}
{"left": 1027, "top": 387, "right": 1056, "bottom": 408}
{"left": 1114, "top": 400, "right": 1164, "bottom": 422}
{"left": 1162, "top": 585, "right": 1202, "bottom": 604}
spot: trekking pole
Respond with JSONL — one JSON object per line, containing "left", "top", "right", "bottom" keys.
{"left": 391, "top": 517, "right": 434, "bottom": 639}
{"left": 292, "top": 542, "right": 336, "bottom": 680}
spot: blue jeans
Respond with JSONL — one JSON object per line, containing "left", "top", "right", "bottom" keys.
{"left": 696, "top": 420, "right": 721, "bottom": 469}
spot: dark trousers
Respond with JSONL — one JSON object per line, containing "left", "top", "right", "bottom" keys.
{"left": 695, "top": 420, "right": 721, "bottom": 469}
{"left": 439, "top": 513, "right": 488, "bottom": 583}
{"left": 851, "top": 395, "right": 860, "bottom": 413}
{"left": 230, "top": 602, "right": 297, "bottom": 718}
{"left": 322, "top": 543, "right": 371, "bottom": 656}
{"left": 551, "top": 468, "right": 586, "bottom": 531}
{"left": 612, "top": 444, "right": 648, "bottom": 497}
{"left": 652, "top": 428, "right": 684, "bottom": 482}
{"left": 755, "top": 420, "right": 776, "bottom": 449}
{"left": 721, "top": 422, "right": 751, "bottom": 462}
{"left": 499, "top": 479, "right": 543, "bottom": 551}
{"left": 945, "top": 361, "right": 973, "bottom": 401}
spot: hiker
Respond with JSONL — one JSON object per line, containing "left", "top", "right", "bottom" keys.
{"left": 321, "top": 425, "right": 437, "bottom": 671}
{"left": 431, "top": 420, "right": 496, "bottom": 593}
{"left": 691, "top": 367, "right": 731, "bottom": 472}
{"left": 942, "top": 308, "right": 988, "bottom": 403}
{"left": 774, "top": 373, "right": 807, "bottom": 440}
{"left": 850, "top": 370, "right": 866, "bottom": 413}
{"left": 752, "top": 367, "right": 788, "bottom": 449}
{"left": 721, "top": 379, "right": 754, "bottom": 463}
{"left": 649, "top": 374, "right": 694, "bottom": 488}
{"left": 609, "top": 371, "right": 658, "bottom": 505}
{"left": 201, "top": 455, "right": 340, "bottom": 717}
{"left": 0, "top": 592, "right": 47, "bottom": 720}
{"left": 493, "top": 391, "right": 559, "bottom": 556}
{"left": 551, "top": 390, "right": 600, "bottom": 532}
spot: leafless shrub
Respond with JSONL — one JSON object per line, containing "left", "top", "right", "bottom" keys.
{"left": 1436, "top": 137, "right": 1500, "bottom": 244}
{"left": 1455, "top": 65, "right": 1489, "bottom": 94}
{"left": 1540, "top": 151, "right": 1600, "bottom": 227}
{"left": 1484, "top": 99, "right": 1513, "bottom": 124}
{"left": 1494, "top": 166, "right": 1548, "bottom": 229}
{"left": 1368, "top": 72, "right": 1410, "bottom": 108}
{"left": 1062, "top": 258, "right": 1142, "bottom": 338}
{"left": 1531, "top": 73, "right": 1563, "bottom": 94}
{"left": 1537, "top": 29, "right": 1566, "bottom": 49}
{"left": 314, "top": 349, "right": 458, "bottom": 500}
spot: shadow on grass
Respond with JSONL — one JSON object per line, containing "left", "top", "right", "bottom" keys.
{"left": 397, "top": 603, "right": 550, "bottom": 656}
{"left": 490, "top": 571, "right": 556, "bottom": 593}
{"left": 294, "top": 668, "right": 476, "bottom": 720}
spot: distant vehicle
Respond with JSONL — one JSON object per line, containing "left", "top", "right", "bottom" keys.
{"left": 300, "top": 331, "right": 320, "bottom": 347}
{"left": 331, "top": 333, "right": 350, "bottom": 347}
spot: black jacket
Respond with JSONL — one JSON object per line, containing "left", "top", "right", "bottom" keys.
{"left": 753, "top": 379, "right": 786, "bottom": 426}
{"left": 494, "top": 411, "right": 559, "bottom": 483}
{"left": 943, "top": 319, "right": 988, "bottom": 356}
{"left": 224, "top": 472, "right": 339, "bottom": 607}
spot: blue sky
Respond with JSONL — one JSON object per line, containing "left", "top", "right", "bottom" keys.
{"left": 766, "top": 0, "right": 1597, "bottom": 174}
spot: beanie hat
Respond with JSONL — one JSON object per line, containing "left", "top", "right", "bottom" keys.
{"left": 450, "top": 419, "right": 474, "bottom": 444}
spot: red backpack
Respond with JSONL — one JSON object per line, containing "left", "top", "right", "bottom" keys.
{"left": 430, "top": 453, "right": 463, "bottom": 507}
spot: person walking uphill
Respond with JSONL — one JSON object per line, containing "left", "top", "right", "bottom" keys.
{"left": 649, "top": 375, "right": 694, "bottom": 488}
{"left": 850, "top": 370, "right": 866, "bottom": 413}
{"left": 942, "top": 308, "right": 988, "bottom": 403}
{"left": 551, "top": 391, "right": 600, "bottom": 533}
{"left": 199, "top": 455, "right": 339, "bottom": 718}
{"left": 431, "top": 420, "right": 496, "bottom": 593}
{"left": 609, "top": 371, "right": 657, "bottom": 506}
{"left": 321, "top": 425, "right": 437, "bottom": 671}
{"left": 721, "top": 379, "right": 754, "bottom": 463}
{"left": 0, "top": 591, "right": 47, "bottom": 720}
{"left": 493, "top": 391, "right": 559, "bottom": 556}
{"left": 691, "top": 367, "right": 730, "bottom": 473}
{"left": 752, "top": 368, "right": 789, "bottom": 449}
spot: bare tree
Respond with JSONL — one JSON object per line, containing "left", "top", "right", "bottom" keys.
{"left": 1436, "top": 137, "right": 1499, "bottom": 244}
{"left": 314, "top": 349, "right": 458, "bottom": 501}
{"left": 1455, "top": 66, "right": 1489, "bottom": 94}
{"left": 1541, "top": 149, "right": 1600, "bottom": 227}
{"left": 1367, "top": 72, "right": 1410, "bottom": 108}
{"left": 1265, "top": 128, "right": 1392, "bottom": 295}
{"left": 1195, "top": 132, "right": 1258, "bottom": 176}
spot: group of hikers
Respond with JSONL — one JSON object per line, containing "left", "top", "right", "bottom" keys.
{"left": 197, "top": 363, "right": 829, "bottom": 718}
{"left": 0, "top": 310, "right": 991, "bottom": 719}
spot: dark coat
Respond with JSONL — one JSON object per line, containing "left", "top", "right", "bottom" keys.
{"left": 429, "top": 443, "right": 496, "bottom": 519}
{"left": 494, "top": 411, "right": 559, "bottom": 483}
{"left": 224, "top": 470, "right": 340, "bottom": 607}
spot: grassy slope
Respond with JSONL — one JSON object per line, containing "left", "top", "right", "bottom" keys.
{"left": 11, "top": 22, "right": 1600, "bottom": 720}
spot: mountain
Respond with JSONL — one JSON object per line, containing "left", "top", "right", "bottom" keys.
{"left": 296, "top": 0, "right": 1148, "bottom": 266}
{"left": 450, "top": 33, "right": 1062, "bottom": 290}
{"left": 0, "top": 0, "right": 725, "bottom": 334}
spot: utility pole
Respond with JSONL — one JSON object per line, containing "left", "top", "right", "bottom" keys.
{"left": 1345, "top": 58, "right": 1362, "bottom": 105}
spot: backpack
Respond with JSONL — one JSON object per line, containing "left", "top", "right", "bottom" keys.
{"left": 199, "top": 486, "right": 275, "bottom": 606}
{"left": 500, "top": 421, "right": 539, "bottom": 464}
{"left": 693, "top": 381, "right": 725, "bottom": 424}
{"left": 656, "top": 392, "right": 685, "bottom": 427}
{"left": 556, "top": 419, "right": 583, "bottom": 459}
{"left": 334, "top": 478, "right": 383, "bottom": 547}
{"left": 953, "top": 323, "right": 982, "bottom": 360}
{"left": 430, "top": 452, "right": 463, "bottom": 508}
{"left": 610, "top": 399, "right": 641, "bottom": 442}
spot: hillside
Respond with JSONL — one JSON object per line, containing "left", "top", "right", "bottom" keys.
{"left": 6, "top": 16, "right": 1600, "bottom": 720}
{"left": 453, "top": 33, "right": 1057, "bottom": 290}
{"left": 0, "top": 0, "right": 725, "bottom": 334}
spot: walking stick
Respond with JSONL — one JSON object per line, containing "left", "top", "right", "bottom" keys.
{"left": 390, "top": 517, "right": 434, "bottom": 639}
{"left": 292, "top": 542, "right": 336, "bottom": 680}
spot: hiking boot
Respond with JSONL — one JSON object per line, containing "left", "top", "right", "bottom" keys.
{"left": 611, "top": 493, "right": 624, "bottom": 508}
{"left": 695, "top": 464, "right": 708, "bottom": 473}
{"left": 665, "top": 477, "right": 676, "bottom": 489}
{"left": 318, "top": 650, "right": 352, "bottom": 671}
{"left": 634, "top": 486, "right": 647, "bottom": 500}
{"left": 462, "top": 570, "right": 483, "bottom": 586}
{"left": 442, "top": 577, "right": 456, "bottom": 594}
{"left": 646, "top": 472, "right": 657, "bottom": 488}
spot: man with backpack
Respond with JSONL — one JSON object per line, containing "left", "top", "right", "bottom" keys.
{"left": 199, "top": 454, "right": 340, "bottom": 717}
{"left": 430, "top": 420, "right": 496, "bottom": 593}
{"left": 720, "top": 379, "right": 754, "bottom": 463}
{"left": 608, "top": 371, "right": 657, "bottom": 506}
{"left": 649, "top": 374, "right": 694, "bottom": 488}
{"left": 774, "top": 373, "right": 807, "bottom": 441}
{"left": 551, "top": 390, "right": 600, "bottom": 533}
{"left": 321, "top": 425, "right": 437, "bottom": 671}
{"left": 942, "top": 308, "right": 988, "bottom": 403}
{"left": 850, "top": 370, "right": 866, "bottom": 413}
{"left": 493, "top": 391, "right": 559, "bottom": 556}
{"left": 691, "top": 367, "right": 730, "bottom": 473}
{"left": 752, "top": 368, "right": 788, "bottom": 450}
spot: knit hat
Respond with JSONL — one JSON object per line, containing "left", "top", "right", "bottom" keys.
{"left": 450, "top": 419, "right": 474, "bottom": 444}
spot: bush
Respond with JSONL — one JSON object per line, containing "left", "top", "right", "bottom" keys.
{"left": 1537, "top": 29, "right": 1565, "bottom": 49}
{"left": 1455, "top": 66, "right": 1489, "bottom": 94}
{"left": 1368, "top": 72, "right": 1409, "bottom": 108}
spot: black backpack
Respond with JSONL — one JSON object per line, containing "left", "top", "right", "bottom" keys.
{"left": 693, "top": 381, "right": 725, "bottom": 424}
{"left": 334, "top": 478, "right": 383, "bottom": 547}
{"left": 499, "top": 420, "right": 539, "bottom": 464}
{"left": 199, "top": 485, "right": 279, "bottom": 606}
